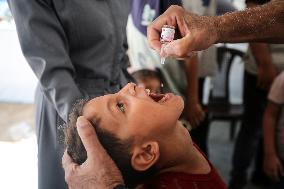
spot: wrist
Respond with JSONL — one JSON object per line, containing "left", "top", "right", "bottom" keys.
{"left": 212, "top": 16, "right": 222, "bottom": 44}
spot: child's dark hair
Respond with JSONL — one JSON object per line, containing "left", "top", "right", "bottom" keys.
{"left": 64, "top": 99, "right": 157, "bottom": 188}
{"left": 131, "top": 69, "right": 161, "bottom": 82}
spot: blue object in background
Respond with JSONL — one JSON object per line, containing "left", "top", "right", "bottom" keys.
{"left": 0, "top": 0, "right": 12, "bottom": 21}
{"left": 130, "top": 0, "right": 181, "bottom": 36}
{"left": 202, "top": 0, "right": 210, "bottom": 6}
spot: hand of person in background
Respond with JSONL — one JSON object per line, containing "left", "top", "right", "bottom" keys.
{"left": 147, "top": 5, "right": 218, "bottom": 59}
{"left": 187, "top": 99, "right": 205, "bottom": 129}
{"left": 263, "top": 100, "right": 284, "bottom": 183}
{"left": 257, "top": 62, "right": 277, "bottom": 90}
{"left": 62, "top": 116, "right": 124, "bottom": 189}
{"left": 263, "top": 153, "right": 284, "bottom": 182}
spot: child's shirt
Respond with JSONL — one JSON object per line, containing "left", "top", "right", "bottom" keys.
{"left": 143, "top": 144, "right": 227, "bottom": 189}
{"left": 268, "top": 71, "right": 284, "bottom": 161}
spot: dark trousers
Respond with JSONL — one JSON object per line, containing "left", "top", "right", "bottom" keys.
{"left": 272, "top": 174, "right": 284, "bottom": 189}
{"left": 190, "top": 78, "right": 210, "bottom": 156}
{"left": 229, "top": 71, "right": 269, "bottom": 188}
{"left": 270, "top": 160, "right": 284, "bottom": 189}
{"left": 35, "top": 86, "right": 68, "bottom": 189}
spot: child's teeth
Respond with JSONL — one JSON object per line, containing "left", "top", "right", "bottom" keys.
{"left": 158, "top": 95, "right": 167, "bottom": 103}
{"left": 146, "top": 89, "right": 150, "bottom": 95}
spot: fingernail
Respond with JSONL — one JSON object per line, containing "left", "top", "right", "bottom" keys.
{"left": 77, "top": 116, "right": 88, "bottom": 127}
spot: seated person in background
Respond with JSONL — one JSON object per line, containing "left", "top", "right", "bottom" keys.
{"left": 263, "top": 71, "right": 284, "bottom": 189}
{"left": 131, "top": 69, "right": 162, "bottom": 94}
{"left": 64, "top": 83, "right": 227, "bottom": 189}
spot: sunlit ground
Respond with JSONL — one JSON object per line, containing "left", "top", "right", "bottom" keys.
{"left": 0, "top": 136, "right": 37, "bottom": 189}
{"left": 0, "top": 103, "right": 37, "bottom": 189}
{"left": 0, "top": 20, "right": 38, "bottom": 189}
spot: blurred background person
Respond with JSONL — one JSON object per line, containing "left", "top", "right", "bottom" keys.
{"left": 229, "top": 1, "right": 284, "bottom": 189}
{"left": 178, "top": 0, "right": 218, "bottom": 156}
{"left": 8, "top": 0, "right": 132, "bottom": 188}
{"left": 263, "top": 71, "right": 284, "bottom": 189}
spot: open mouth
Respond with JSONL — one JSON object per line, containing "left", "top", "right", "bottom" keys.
{"left": 148, "top": 92, "right": 173, "bottom": 103}
{"left": 134, "top": 85, "right": 173, "bottom": 103}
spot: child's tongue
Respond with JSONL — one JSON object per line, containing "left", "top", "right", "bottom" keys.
{"left": 149, "top": 93, "right": 165, "bottom": 102}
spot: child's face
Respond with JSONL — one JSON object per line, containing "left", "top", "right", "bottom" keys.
{"left": 82, "top": 83, "right": 186, "bottom": 142}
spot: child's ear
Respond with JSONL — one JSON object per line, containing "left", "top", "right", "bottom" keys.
{"left": 131, "top": 141, "right": 160, "bottom": 171}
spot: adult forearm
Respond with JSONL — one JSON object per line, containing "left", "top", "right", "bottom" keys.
{"left": 215, "top": 0, "right": 284, "bottom": 44}
{"left": 185, "top": 56, "right": 199, "bottom": 102}
{"left": 250, "top": 43, "right": 272, "bottom": 66}
{"left": 263, "top": 111, "right": 277, "bottom": 156}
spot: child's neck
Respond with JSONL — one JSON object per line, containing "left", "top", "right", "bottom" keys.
{"left": 159, "top": 145, "right": 211, "bottom": 175}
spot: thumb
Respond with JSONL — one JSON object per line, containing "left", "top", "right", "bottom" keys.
{"left": 76, "top": 116, "right": 104, "bottom": 159}
{"left": 161, "top": 34, "right": 195, "bottom": 58}
{"left": 62, "top": 150, "right": 76, "bottom": 170}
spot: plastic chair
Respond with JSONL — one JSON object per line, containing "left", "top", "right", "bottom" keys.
{"left": 208, "top": 46, "right": 245, "bottom": 140}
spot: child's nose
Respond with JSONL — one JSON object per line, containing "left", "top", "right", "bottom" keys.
{"left": 120, "top": 83, "right": 136, "bottom": 95}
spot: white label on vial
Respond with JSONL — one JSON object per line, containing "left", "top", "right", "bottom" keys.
{"left": 161, "top": 27, "right": 175, "bottom": 43}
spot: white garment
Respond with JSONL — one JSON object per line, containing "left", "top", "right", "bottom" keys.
{"left": 127, "top": 15, "right": 161, "bottom": 73}
{"left": 183, "top": 0, "right": 218, "bottom": 77}
{"left": 182, "top": 0, "right": 216, "bottom": 15}
{"left": 198, "top": 46, "right": 217, "bottom": 77}
{"left": 245, "top": 44, "right": 284, "bottom": 75}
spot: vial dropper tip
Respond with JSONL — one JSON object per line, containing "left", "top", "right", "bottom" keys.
{"left": 160, "top": 57, "right": 165, "bottom": 65}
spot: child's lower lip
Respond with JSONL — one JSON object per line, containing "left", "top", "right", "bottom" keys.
{"left": 149, "top": 93, "right": 175, "bottom": 103}
{"left": 158, "top": 93, "right": 174, "bottom": 103}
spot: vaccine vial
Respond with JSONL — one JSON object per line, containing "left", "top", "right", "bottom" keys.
{"left": 160, "top": 25, "right": 175, "bottom": 64}
{"left": 160, "top": 25, "right": 175, "bottom": 44}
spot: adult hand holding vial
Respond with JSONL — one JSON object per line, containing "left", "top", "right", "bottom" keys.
{"left": 148, "top": 3, "right": 284, "bottom": 59}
